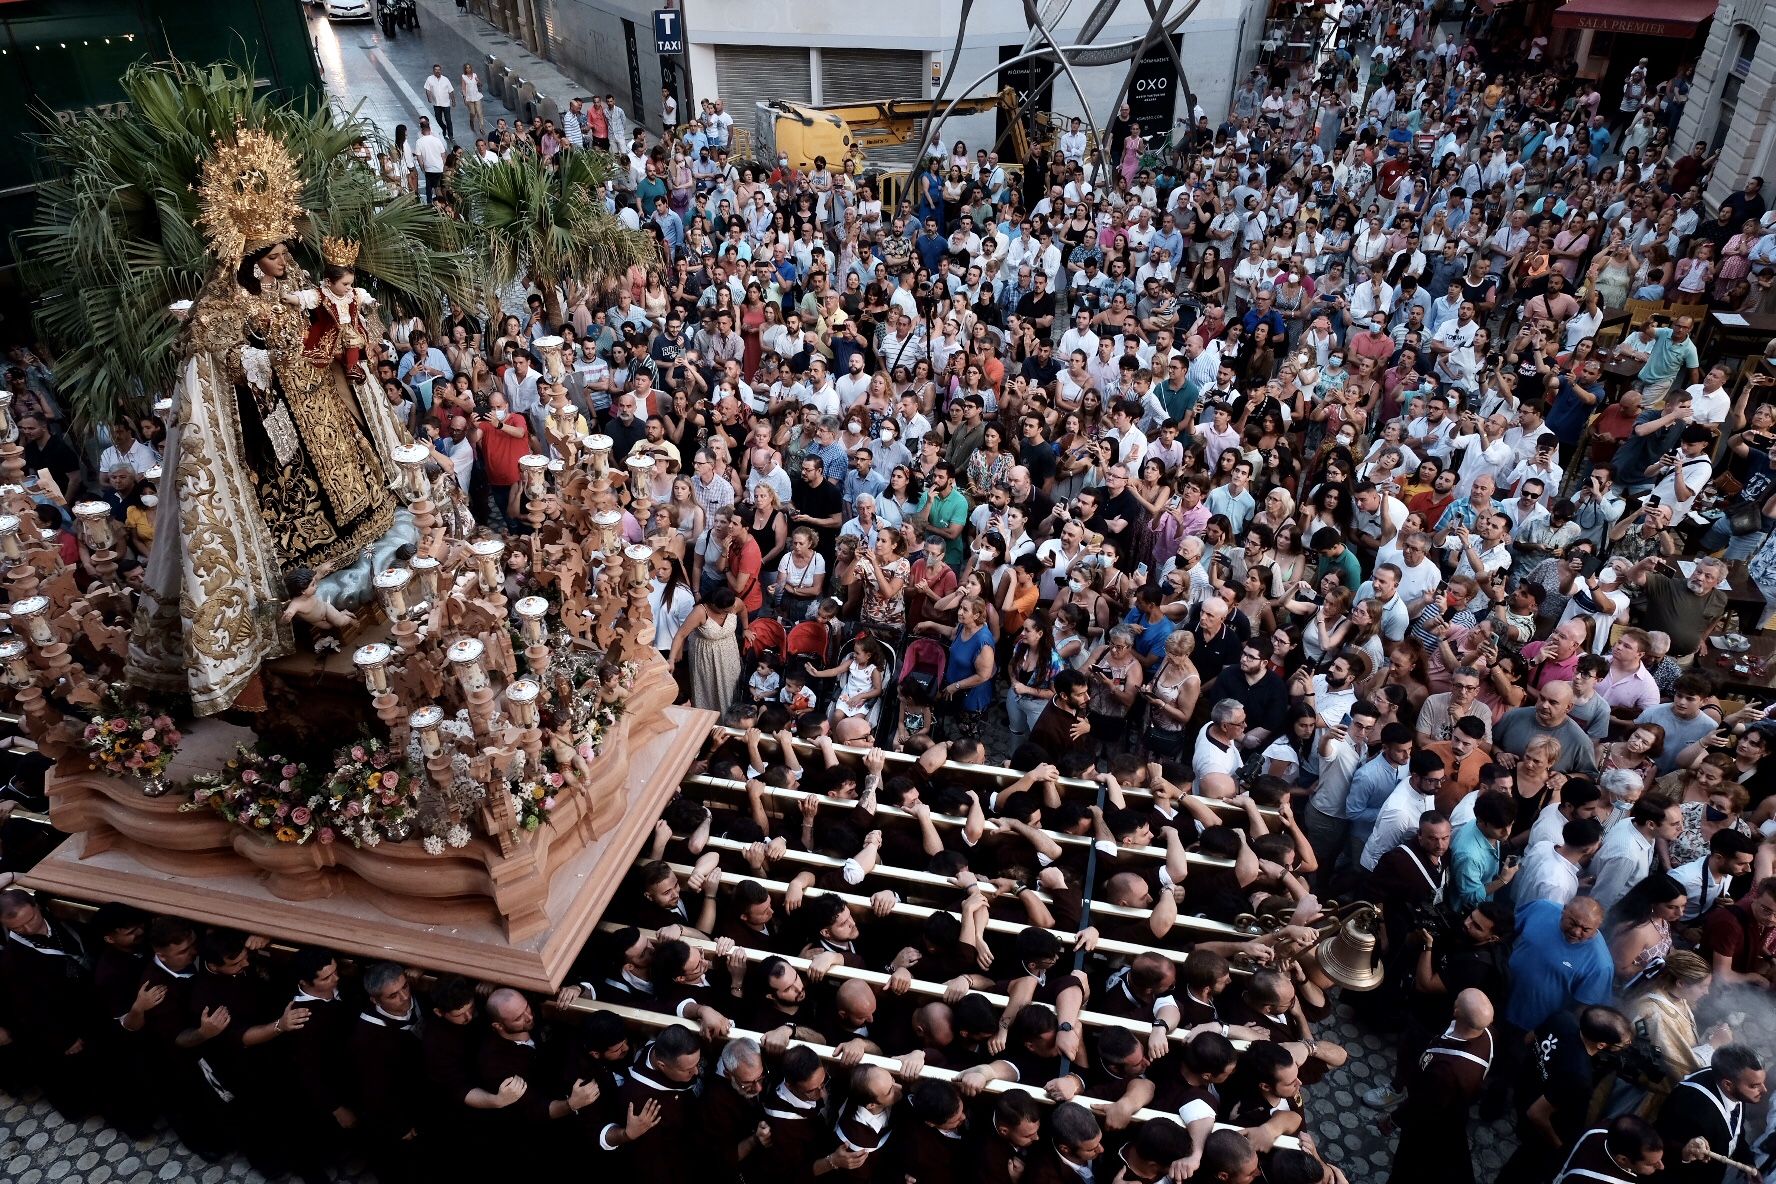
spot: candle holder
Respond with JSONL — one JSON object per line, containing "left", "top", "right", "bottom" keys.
{"left": 0, "top": 394, "right": 22, "bottom": 487}
{"left": 393, "top": 444, "right": 431, "bottom": 502}
{"left": 551, "top": 406, "right": 581, "bottom": 464}
{"left": 353, "top": 642, "right": 393, "bottom": 694}
{"left": 471, "top": 539, "right": 505, "bottom": 596}
{"left": 72, "top": 501, "right": 114, "bottom": 552}
{"left": 533, "top": 335, "right": 566, "bottom": 382}
{"left": 519, "top": 453, "right": 551, "bottom": 499}
{"left": 0, "top": 514, "right": 21, "bottom": 562}
{"left": 373, "top": 567, "right": 414, "bottom": 619}
{"left": 10, "top": 595, "right": 53, "bottom": 648}
{"left": 625, "top": 453, "right": 656, "bottom": 496}
{"left": 624, "top": 543, "right": 654, "bottom": 589}
{"left": 505, "top": 677, "right": 540, "bottom": 728}
{"left": 592, "top": 510, "right": 622, "bottom": 556}
{"left": 583, "top": 434, "right": 613, "bottom": 479}
{"left": 447, "top": 637, "right": 491, "bottom": 696}
{"left": 514, "top": 596, "right": 550, "bottom": 646}
{"left": 0, "top": 637, "right": 30, "bottom": 687}
{"left": 410, "top": 705, "right": 444, "bottom": 756}
{"left": 410, "top": 555, "right": 440, "bottom": 608}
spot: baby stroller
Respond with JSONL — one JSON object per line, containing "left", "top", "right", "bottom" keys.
{"left": 741, "top": 617, "right": 786, "bottom": 704}
{"left": 786, "top": 619, "right": 834, "bottom": 699}
{"left": 897, "top": 637, "right": 947, "bottom": 704}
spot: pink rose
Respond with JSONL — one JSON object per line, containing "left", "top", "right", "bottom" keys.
{"left": 278, "top": 779, "right": 292, "bottom": 793}
{"left": 351, "top": 746, "right": 368, "bottom": 762}
{"left": 142, "top": 742, "right": 161, "bottom": 757}
{"left": 274, "top": 803, "right": 289, "bottom": 819}
{"left": 83, "top": 724, "right": 98, "bottom": 740}
{"left": 291, "top": 807, "right": 311, "bottom": 825}
{"left": 381, "top": 771, "right": 400, "bottom": 789}
{"left": 547, "top": 772, "right": 564, "bottom": 788}
{"left": 542, "top": 796, "right": 556, "bottom": 810}
{"left": 241, "top": 769, "right": 260, "bottom": 784}
{"left": 282, "top": 763, "right": 298, "bottom": 778}
{"left": 345, "top": 800, "right": 363, "bottom": 817}
{"left": 380, "top": 791, "right": 397, "bottom": 805}
{"left": 141, "top": 727, "right": 157, "bottom": 742}
{"left": 319, "top": 827, "right": 335, "bottom": 844}
{"left": 153, "top": 715, "right": 172, "bottom": 729}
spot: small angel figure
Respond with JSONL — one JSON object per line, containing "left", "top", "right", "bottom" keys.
{"left": 286, "top": 238, "right": 376, "bottom": 381}
{"left": 281, "top": 559, "right": 356, "bottom": 632}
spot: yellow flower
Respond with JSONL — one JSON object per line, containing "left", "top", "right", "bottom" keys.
{"left": 276, "top": 826, "right": 299, "bottom": 843}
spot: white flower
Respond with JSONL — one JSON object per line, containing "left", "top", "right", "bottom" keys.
{"left": 422, "top": 835, "right": 445, "bottom": 855}
{"left": 447, "top": 823, "right": 471, "bottom": 848}
{"left": 362, "top": 831, "right": 382, "bottom": 848}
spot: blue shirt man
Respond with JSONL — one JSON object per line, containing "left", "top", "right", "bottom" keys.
{"left": 1504, "top": 897, "right": 1613, "bottom": 1031}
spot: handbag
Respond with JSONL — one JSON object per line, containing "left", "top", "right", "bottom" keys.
{"left": 1715, "top": 470, "right": 1744, "bottom": 500}
{"left": 1728, "top": 499, "right": 1764, "bottom": 536}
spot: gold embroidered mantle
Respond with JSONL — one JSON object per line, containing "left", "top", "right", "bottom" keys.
{"left": 129, "top": 269, "right": 410, "bottom": 715}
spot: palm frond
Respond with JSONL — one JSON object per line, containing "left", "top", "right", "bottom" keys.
{"left": 21, "top": 58, "right": 474, "bottom": 435}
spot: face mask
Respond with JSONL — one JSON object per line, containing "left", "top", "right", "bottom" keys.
{"left": 1330, "top": 356, "right": 1344, "bottom": 367}
{"left": 847, "top": 422, "right": 861, "bottom": 434}
{"left": 1706, "top": 805, "right": 1730, "bottom": 822}
{"left": 1068, "top": 579, "right": 1087, "bottom": 593}
{"left": 140, "top": 495, "right": 159, "bottom": 508}
{"left": 976, "top": 549, "right": 995, "bottom": 563}
{"left": 878, "top": 428, "right": 894, "bottom": 443}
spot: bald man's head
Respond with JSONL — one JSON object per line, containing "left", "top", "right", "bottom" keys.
{"left": 836, "top": 977, "right": 878, "bottom": 1022}
{"left": 1453, "top": 988, "right": 1494, "bottom": 1033}
{"left": 1562, "top": 897, "right": 1603, "bottom": 944}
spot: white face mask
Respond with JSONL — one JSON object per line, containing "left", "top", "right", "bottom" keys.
{"left": 1068, "top": 579, "right": 1088, "bottom": 593}
{"left": 140, "top": 495, "right": 159, "bottom": 508}
{"left": 976, "top": 549, "right": 995, "bottom": 563}
{"left": 847, "top": 422, "right": 861, "bottom": 434}
{"left": 878, "top": 428, "right": 894, "bottom": 443}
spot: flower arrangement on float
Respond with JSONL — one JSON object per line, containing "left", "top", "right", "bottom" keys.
{"left": 81, "top": 687, "right": 183, "bottom": 796}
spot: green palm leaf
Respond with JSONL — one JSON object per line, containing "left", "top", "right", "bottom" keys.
{"left": 18, "top": 58, "right": 475, "bottom": 435}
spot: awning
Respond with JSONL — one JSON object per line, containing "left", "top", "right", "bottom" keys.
{"left": 1551, "top": 0, "right": 1716, "bottom": 37}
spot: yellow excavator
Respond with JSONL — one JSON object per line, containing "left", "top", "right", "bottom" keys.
{"left": 746, "top": 87, "right": 1038, "bottom": 205}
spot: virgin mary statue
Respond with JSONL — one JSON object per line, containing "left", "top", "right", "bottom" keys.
{"left": 127, "top": 129, "right": 415, "bottom": 714}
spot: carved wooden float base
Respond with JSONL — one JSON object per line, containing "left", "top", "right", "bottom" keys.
{"left": 21, "top": 702, "right": 715, "bottom": 993}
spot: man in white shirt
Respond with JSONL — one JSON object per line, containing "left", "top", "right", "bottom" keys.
{"left": 1644, "top": 424, "right": 1717, "bottom": 517}
{"left": 1671, "top": 832, "right": 1757, "bottom": 922}
{"left": 1057, "top": 309, "right": 1100, "bottom": 360}
{"left": 1447, "top": 411, "right": 1518, "bottom": 496}
{"left": 1512, "top": 818, "right": 1602, "bottom": 907}
{"left": 1359, "top": 752, "right": 1446, "bottom": 870}
{"left": 414, "top": 118, "right": 448, "bottom": 204}
{"left": 1587, "top": 798, "right": 1682, "bottom": 914}
{"left": 1058, "top": 118, "right": 1088, "bottom": 165}
{"left": 1684, "top": 364, "right": 1735, "bottom": 426}
{"left": 459, "top": 64, "right": 484, "bottom": 135}
{"left": 422, "top": 65, "right": 456, "bottom": 142}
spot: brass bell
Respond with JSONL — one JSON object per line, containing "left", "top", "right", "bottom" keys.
{"left": 1317, "top": 904, "right": 1385, "bottom": 992}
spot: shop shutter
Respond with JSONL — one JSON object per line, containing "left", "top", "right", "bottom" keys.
{"left": 819, "top": 49, "right": 926, "bottom": 168}
{"left": 715, "top": 46, "right": 812, "bottom": 163}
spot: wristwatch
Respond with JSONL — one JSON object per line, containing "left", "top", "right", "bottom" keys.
{"left": 1057, "top": 1021, "right": 1075, "bottom": 1032}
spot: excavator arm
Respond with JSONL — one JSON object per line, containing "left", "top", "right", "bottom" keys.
{"left": 817, "top": 87, "right": 1029, "bottom": 160}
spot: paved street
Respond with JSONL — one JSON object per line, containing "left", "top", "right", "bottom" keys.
{"left": 307, "top": 5, "right": 434, "bottom": 142}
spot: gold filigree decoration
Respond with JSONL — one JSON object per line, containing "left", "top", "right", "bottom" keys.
{"left": 319, "top": 235, "right": 360, "bottom": 268}
{"left": 196, "top": 126, "right": 303, "bottom": 262}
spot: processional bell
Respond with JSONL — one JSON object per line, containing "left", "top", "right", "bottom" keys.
{"left": 1316, "top": 904, "right": 1385, "bottom": 991}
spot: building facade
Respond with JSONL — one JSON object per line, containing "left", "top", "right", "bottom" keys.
{"left": 1678, "top": 1, "right": 1776, "bottom": 207}
{"left": 482, "top": 0, "right": 1270, "bottom": 164}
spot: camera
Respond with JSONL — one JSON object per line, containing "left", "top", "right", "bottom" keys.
{"left": 1406, "top": 902, "right": 1453, "bottom": 940}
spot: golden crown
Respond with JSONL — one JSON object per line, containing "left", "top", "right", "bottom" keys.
{"left": 319, "top": 235, "right": 360, "bottom": 268}
{"left": 195, "top": 126, "right": 304, "bottom": 261}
